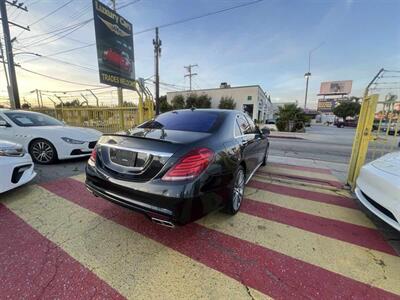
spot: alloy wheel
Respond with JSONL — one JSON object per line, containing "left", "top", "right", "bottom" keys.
{"left": 31, "top": 141, "right": 54, "bottom": 164}
{"left": 232, "top": 169, "right": 245, "bottom": 211}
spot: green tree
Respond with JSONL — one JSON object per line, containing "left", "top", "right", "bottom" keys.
{"left": 56, "top": 99, "right": 81, "bottom": 108}
{"left": 159, "top": 95, "right": 172, "bottom": 113}
{"left": 218, "top": 96, "right": 236, "bottom": 109}
{"left": 196, "top": 94, "right": 211, "bottom": 108}
{"left": 275, "top": 103, "right": 309, "bottom": 132}
{"left": 333, "top": 101, "right": 361, "bottom": 119}
{"left": 171, "top": 94, "right": 185, "bottom": 109}
{"left": 185, "top": 93, "right": 198, "bottom": 108}
{"left": 21, "top": 103, "right": 31, "bottom": 109}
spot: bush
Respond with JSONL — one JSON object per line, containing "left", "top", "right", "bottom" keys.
{"left": 171, "top": 95, "right": 185, "bottom": 110}
{"left": 159, "top": 95, "right": 172, "bottom": 113}
{"left": 275, "top": 104, "right": 309, "bottom": 132}
{"left": 185, "top": 94, "right": 211, "bottom": 109}
{"left": 218, "top": 96, "right": 236, "bottom": 109}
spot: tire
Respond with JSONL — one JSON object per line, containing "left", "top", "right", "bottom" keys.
{"left": 29, "top": 139, "right": 58, "bottom": 164}
{"left": 224, "top": 166, "right": 245, "bottom": 215}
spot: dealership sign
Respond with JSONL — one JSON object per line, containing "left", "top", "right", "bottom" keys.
{"left": 319, "top": 80, "right": 352, "bottom": 96}
{"left": 92, "top": 0, "right": 135, "bottom": 89}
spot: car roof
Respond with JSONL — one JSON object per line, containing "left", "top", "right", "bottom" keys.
{"left": 0, "top": 109, "right": 38, "bottom": 114}
{"left": 164, "top": 108, "right": 242, "bottom": 116}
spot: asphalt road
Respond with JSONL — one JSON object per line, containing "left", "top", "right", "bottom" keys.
{"left": 270, "top": 124, "right": 400, "bottom": 164}
{"left": 269, "top": 125, "right": 356, "bottom": 164}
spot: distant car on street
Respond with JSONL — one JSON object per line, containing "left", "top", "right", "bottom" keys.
{"left": 0, "top": 109, "right": 102, "bottom": 164}
{"left": 264, "top": 120, "right": 278, "bottom": 131}
{"left": 334, "top": 118, "right": 357, "bottom": 128}
{"left": 0, "top": 140, "right": 36, "bottom": 193}
{"left": 355, "top": 151, "right": 400, "bottom": 232}
{"left": 86, "top": 109, "right": 270, "bottom": 227}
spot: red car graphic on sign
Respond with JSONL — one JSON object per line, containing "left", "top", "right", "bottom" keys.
{"left": 103, "top": 48, "right": 132, "bottom": 74}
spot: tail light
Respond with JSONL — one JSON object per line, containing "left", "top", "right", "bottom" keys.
{"left": 89, "top": 148, "right": 97, "bottom": 162}
{"left": 162, "top": 148, "right": 214, "bottom": 181}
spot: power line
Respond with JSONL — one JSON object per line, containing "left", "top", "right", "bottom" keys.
{"left": 16, "top": 0, "right": 76, "bottom": 40}
{"left": 21, "top": 0, "right": 265, "bottom": 60}
{"left": 17, "top": 65, "right": 103, "bottom": 87}
{"left": 12, "top": 45, "right": 98, "bottom": 72}
{"left": 117, "top": 0, "right": 141, "bottom": 10}
{"left": 24, "top": 19, "right": 91, "bottom": 48}
{"left": 29, "top": 0, "right": 75, "bottom": 27}
{"left": 135, "top": 0, "right": 264, "bottom": 35}
{"left": 37, "top": 86, "right": 112, "bottom": 94}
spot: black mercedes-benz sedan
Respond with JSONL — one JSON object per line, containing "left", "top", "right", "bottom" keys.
{"left": 85, "top": 109, "right": 269, "bottom": 227}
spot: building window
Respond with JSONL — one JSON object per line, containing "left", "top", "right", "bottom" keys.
{"left": 247, "top": 96, "right": 252, "bottom": 101}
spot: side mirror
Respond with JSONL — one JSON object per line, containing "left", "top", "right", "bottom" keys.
{"left": 260, "top": 127, "right": 270, "bottom": 135}
{"left": 0, "top": 120, "right": 10, "bottom": 127}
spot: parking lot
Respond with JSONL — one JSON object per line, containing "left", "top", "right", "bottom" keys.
{"left": 1, "top": 157, "right": 399, "bottom": 299}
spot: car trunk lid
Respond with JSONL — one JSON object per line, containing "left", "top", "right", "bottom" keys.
{"left": 96, "top": 128, "right": 211, "bottom": 181}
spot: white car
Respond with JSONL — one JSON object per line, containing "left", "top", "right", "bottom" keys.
{"left": 0, "top": 109, "right": 102, "bottom": 164}
{"left": 264, "top": 121, "right": 278, "bottom": 131}
{"left": 0, "top": 140, "right": 36, "bottom": 193}
{"left": 355, "top": 152, "right": 400, "bottom": 232}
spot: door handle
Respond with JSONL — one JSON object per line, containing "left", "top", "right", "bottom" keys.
{"left": 241, "top": 139, "right": 248, "bottom": 146}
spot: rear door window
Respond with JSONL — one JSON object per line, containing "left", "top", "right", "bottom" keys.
{"left": 237, "top": 114, "right": 251, "bottom": 135}
{"left": 244, "top": 115, "right": 257, "bottom": 134}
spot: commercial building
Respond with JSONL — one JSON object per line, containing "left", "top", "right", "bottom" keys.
{"left": 166, "top": 83, "right": 273, "bottom": 122}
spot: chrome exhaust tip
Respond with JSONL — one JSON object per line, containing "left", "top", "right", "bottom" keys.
{"left": 151, "top": 217, "right": 175, "bottom": 228}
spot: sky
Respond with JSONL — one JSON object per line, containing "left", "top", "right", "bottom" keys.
{"left": 1, "top": 0, "right": 399, "bottom": 108}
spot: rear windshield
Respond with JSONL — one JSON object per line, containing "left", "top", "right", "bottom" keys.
{"left": 139, "top": 110, "right": 221, "bottom": 133}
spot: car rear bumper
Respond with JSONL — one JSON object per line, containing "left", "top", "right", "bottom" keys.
{"left": 85, "top": 163, "right": 228, "bottom": 225}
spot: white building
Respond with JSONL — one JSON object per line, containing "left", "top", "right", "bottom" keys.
{"left": 166, "top": 83, "right": 273, "bottom": 122}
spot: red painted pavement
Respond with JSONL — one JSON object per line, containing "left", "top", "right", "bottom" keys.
{"left": 241, "top": 198, "right": 397, "bottom": 256}
{"left": 248, "top": 179, "right": 358, "bottom": 209}
{"left": 0, "top": 204, "right": 124, "bottom": 300}
{"left": 41, "top": 178, "right": 400, "bottom": 300}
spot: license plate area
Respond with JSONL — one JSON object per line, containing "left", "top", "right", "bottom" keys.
{"left": 110, "top": 148, "right": 141, "bottom": 168}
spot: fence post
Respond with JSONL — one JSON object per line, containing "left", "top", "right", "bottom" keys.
{"left": 138, "top": 93, "right": 144, "bottom": 124}
{"left": 347, "top": 94, "right": 379, "bottom": 189}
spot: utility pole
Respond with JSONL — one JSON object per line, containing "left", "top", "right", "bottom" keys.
{"left": 0, "top": 36, "right": 10, "bottom": 101}
{"left": 111, "top": 0, "right": 124, "bottom": 108}
{"left": 153, "top": 27, "right": 161, "bottom": 115}
{"left": 1, "top": 1, "right": 22, "bottom": 108}
{"left": 184, "top": 64, "right": 198, "bottom": 91}
{"left": 35, "top": 89, "right": 40, "bottom": 107}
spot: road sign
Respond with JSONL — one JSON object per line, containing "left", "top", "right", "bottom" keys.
{"left": 92, "top": 0, "right": 135, "bottom": 90}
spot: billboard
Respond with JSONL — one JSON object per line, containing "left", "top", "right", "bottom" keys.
{"left": 93, "top": 0, "right": 135, "bottom": 90}
{"left": 317, "top": 99, "right": 336, "bottom": 113}
{"left": 319, "top": 80, "right": 352, "bottom": 95}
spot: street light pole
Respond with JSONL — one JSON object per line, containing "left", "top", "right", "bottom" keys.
{"left": 304, "top": 42, "right": 324, "bottom": 110}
